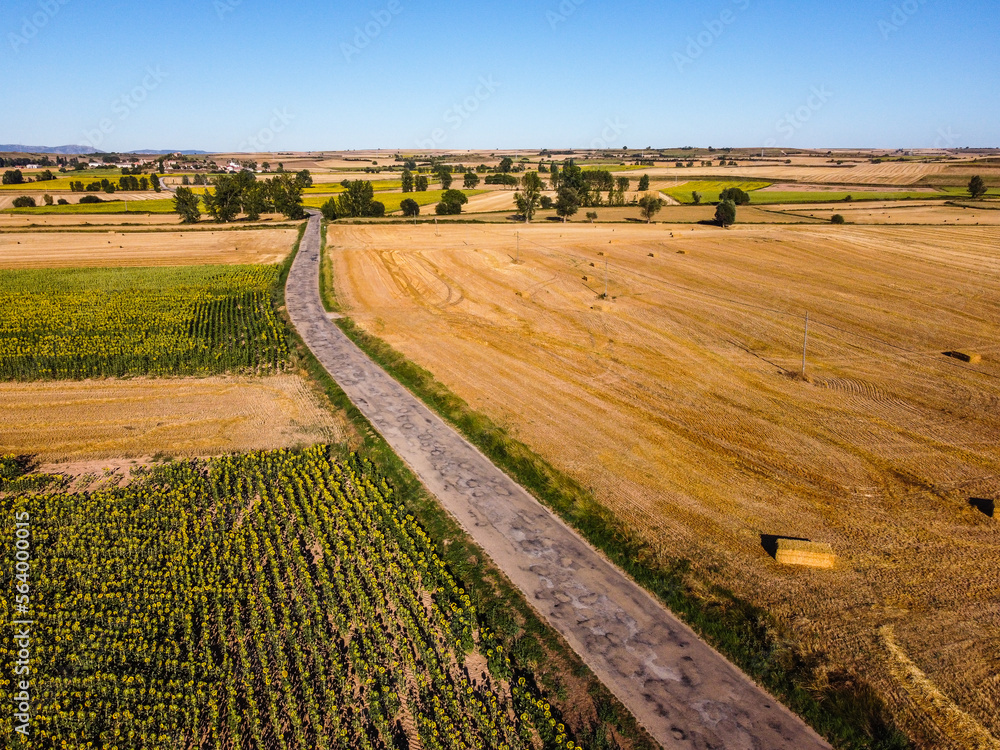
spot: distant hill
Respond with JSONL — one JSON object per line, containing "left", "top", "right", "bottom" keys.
{"left": 0, "top": 144, "right": 102, "bottom": 155}
{"left": 0, "top": 145, "right": 208, "bottom": 155}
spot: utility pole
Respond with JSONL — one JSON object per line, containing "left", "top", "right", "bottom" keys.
{"left": 801, "top": 312, "right": 809, "bottom": 376}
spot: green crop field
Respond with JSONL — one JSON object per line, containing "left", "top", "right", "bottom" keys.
{"left": 302, "top": 180, "right": 402, "bottom": 194}
{"left": 660, "top": 180, "right": 771, "bottom": 203}
{"left": 936, "top": 185, "right": 1000, "bottom": 197}
{"left": 3, "top": 198, "right": 181, "bottom": 215}
{"left": 0, "top": 446, "right": 584, "bottom": 750}
{"left": 0, "top": 265, "right": 287, "bottom": 379}
{"left": 304, "top": 190, "right": 486, "bottom": 214}
{"left": 748, "top": 190, "right": 944, "bottom": 204}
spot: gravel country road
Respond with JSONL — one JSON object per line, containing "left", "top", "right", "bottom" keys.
{"left": 286, "top": 212, "right": 833, "bottom": 750}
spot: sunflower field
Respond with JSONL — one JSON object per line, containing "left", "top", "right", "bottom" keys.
{"left": 0, "top": 265, "right": 288, "bottom": 380}
{"left": 0, "top": 446, "right": 581, "bottom": 750}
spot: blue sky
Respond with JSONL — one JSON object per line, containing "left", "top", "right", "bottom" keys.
{"left": 1, "top": 0, "right": 997, "bottom": 151}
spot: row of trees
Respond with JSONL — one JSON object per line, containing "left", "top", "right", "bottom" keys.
{"left": 399, "top": 168, "right": 483, "bottom": 193}
{"left": 174, "top": 171, "right": 306, "bottom": 224}
{"left": 69, "top": 175, "right": 159, "bottom": 192}
{"left": 2, "top": 169, "right": 55, "bottom": 184}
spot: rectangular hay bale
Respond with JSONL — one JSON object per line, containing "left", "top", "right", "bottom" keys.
{"left": 775, "top": 539, "right": 836, "bottom": 569}
{"left": 945, "top": 351, "right": 982, "bottom": 364}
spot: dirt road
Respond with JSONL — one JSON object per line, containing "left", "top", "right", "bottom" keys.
{"left": 286, "top": 212, "right": 832, "bottom": 749}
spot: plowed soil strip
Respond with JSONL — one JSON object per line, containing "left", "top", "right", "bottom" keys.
{"left": 285, "top": 212, "right": 832, "bottom": 750}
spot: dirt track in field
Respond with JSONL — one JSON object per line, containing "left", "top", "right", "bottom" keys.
{"left": 0, "top": 227, "right": 299, "bottom": 268}
{"left": 288, "top": 212, "right": 833, "bottom": 750}
{"left": 0, "top": 374, "right": 350, "bottom": 461}
{"left": 329, "top": 220, "right": 1000, "bottom": 749}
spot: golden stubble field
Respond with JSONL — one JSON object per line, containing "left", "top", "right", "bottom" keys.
{"left": 0, "top": 227, "right": 299, "bottom": 268}
{"left": 328, "top": 221, "right": 1000, "bottom": 749}
{"left": 0, "top": 374, "right": 352, "bottom": 461}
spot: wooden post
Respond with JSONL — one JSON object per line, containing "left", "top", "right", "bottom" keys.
{"left": 801, "top": 312, "right": 809, "bottom": 376}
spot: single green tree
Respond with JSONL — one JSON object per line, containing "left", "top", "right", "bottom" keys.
{"left": 614, "top": 176, "right": 631, "bottom": 206}
{"left": 715, "top": 199, "right": 737, "bottom": 227}
{"left": 242, "top": 182, "right": 270, "bottom": 221}
{"left": 269, "top": 174, "right": 306, "bottom": 219}
{"left": 831, "top": 214, "right": 846, "bottom": 224}
{"left": 174, "top": 187, "right": 201, "bottom": 223}
{"left": 336, "top": 180, "right": 376, "bottom": 217}
{"left": 463, "top": 172, "right": 480, "bottom": 189}
{"left": 638, "top": 174, "right": 650, "bottom": 191}
{"left": 401, "top": 169, "right": 414, "bottom": 193}
{"left": 719, "top": 186, "right": 750, "bottom": 205}
{"left": 438, "top": 169, "right": 453, "bottom": 190}
{"left": 514, "top": 171, "right": 543, "bottom": 222}
{"left": 400, "top": 198, "right": 420, "bottom": 217}
{"left": 555, "top": 187, "right": 580, "bottom": 222}
{"left": 43, "top": 194, "right": 53, "bottom": 206}
{"left": 638, "top": 194, "right": 665, "bottom": 223}
{"left": 320, "top": 197, "right": 339, "bottom": 221}
{"left": 203, "top": 174, "right": 243, "bottom": 222}
{"left": 415, "top": 175, "right": 429, "bottom": 192}
{"left": 295, "top": 169, "right": 313, "bottom": 188}
{"left": 692, "top": 191, "right": 702, "bottom": 204}
{"left": 150, "top": 172, "right": 161, "bottom": 192}
{"left": 435, "top": 189, "right": 469, "bottom": 215}
{"left": 550, "top": 163, "right": 561, "bottom": 190}
{"left": 498, "top": 156, "right": 514, "bottom": 173}
{"left": 969, "top": 175, "right": 987, "bottom": 199}
{"left": 12, "top": 196, "right": 36, "bottom": 208}
{"left": 586, "top": 211, "right": 598, "bottom": 223}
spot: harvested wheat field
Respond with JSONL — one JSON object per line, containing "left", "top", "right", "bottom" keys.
{"left": 768, "top": 200, "right": 1000, "bottom": 225}
{"left": 0, "top": 227, "right": 299, "bottom": 268}
{"left": 0, "top": 374, "right": 351, "bottom": 461}
{"left": 329, "top": 221, "right": 1000, "bottom": 749}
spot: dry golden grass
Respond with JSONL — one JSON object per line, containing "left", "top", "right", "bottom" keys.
{"left": 0, "top": 374, "right": 352, "bottom": 462}
{"left": 329, "top": 221, "right": 1000, "bottom": 749}
{"left": 0, "top": 227, "right": 299, "bottom": 268}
